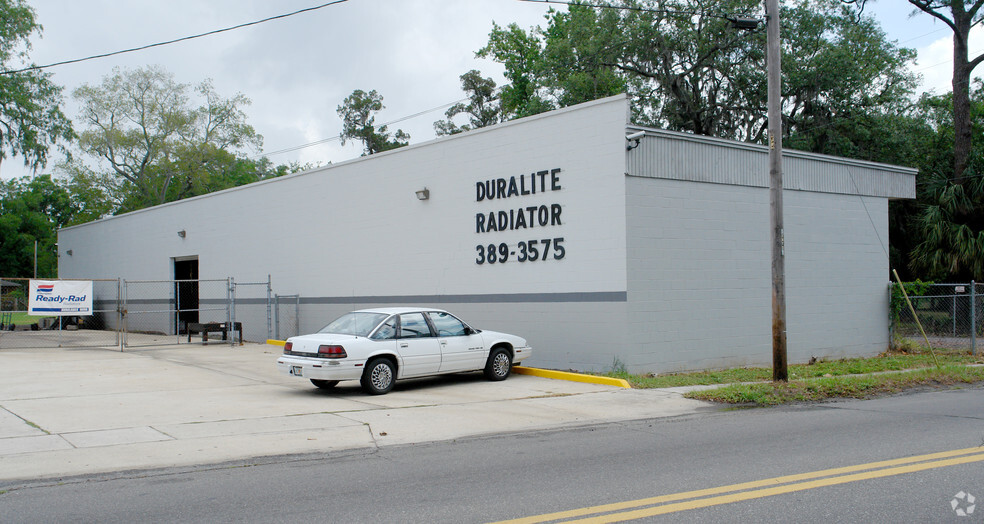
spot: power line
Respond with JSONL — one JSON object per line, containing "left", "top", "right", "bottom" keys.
{"left": 1, "top": 0, "right": 349, "bottom": 75}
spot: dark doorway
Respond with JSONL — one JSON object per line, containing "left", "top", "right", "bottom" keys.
{"left": 174, "top": 258, "right": 199, "bottom": 334}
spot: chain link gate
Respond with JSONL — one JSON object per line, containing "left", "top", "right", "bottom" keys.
{"left": 274, "top": 294, "right": 300, "bottom": 340}
{"left": 122, "top": 278, "right": 234, "bottom": 347}
{"left": 0, "top": 277, "right": 122, "bottom": 349}
{"left": 232, "top": 276, "right": 273, "bottom": 343}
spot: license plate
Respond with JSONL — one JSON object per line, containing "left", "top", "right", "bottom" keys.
{"left": 290, "top": 366, "right": 303, "bottom": 377}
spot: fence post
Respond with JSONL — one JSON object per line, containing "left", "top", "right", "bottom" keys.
{"left": 952, "top": 291, "right": 957, "bottom": 337}
{"left": 122, "top": 279, "right": 129, "bottom": 350}
{"left": 972, "top": 280, "right": 977, "bottom": 356}
{"left": 266, "top": 274, "right": 272, "bottom": 340}
{"left": 274, "top": 294, "right": 281, "bottom": 340}
{"left": 175, "top": 279, "right": 181, "bottom": 345}
{"left": 228, "top": 277, "right": 235, "bottom": 347}
{"left": 117, "top": 278, "right": 123, "bottom": 351}
{"left": 295, "top": 295, "right": 299, "bottom": 338}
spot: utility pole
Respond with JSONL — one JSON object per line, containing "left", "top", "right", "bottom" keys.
{"left": 766, "top": 0, "right": 788, "bottom": 381}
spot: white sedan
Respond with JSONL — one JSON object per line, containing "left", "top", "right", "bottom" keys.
{"left": 276, "top": 307, "right": 532, "bottom": 394}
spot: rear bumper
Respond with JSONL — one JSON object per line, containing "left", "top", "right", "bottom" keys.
{"left": 276, "top": 355, "right": 365, "bottom": 382}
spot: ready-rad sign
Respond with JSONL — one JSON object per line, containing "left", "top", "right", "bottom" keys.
{"left": 29, "top": 280, "right": 93, "bottom": 316}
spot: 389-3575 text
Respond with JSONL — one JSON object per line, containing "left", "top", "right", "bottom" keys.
{"left": 476, "top": 238, "right": 566, "bottom": 265}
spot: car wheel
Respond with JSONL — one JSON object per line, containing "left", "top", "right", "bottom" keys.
{"left": 484, "top": 348, "right": 512, "bottom": 381}
{"left": 310, "top": 379, "right": 339, "bottom": 390}
{"left": 361, "top": 358, "right": 395, "bottom": 395}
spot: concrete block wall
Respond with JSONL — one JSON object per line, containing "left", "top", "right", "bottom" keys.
{"left": 625, "top": 177, "right": 771, "bottom": 372}
{"left": 625, "top": 176, "right": 891, "bottom": 373}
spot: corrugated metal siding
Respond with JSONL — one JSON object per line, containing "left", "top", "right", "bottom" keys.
{"left": 625, "top": 127, "right": 916, "bottom": 199}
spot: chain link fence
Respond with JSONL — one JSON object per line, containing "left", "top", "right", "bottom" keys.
{"left": 0, "top": 276, "right": 295, "bottom": 350}
{"left": 0, "top": 277, "right": 122, "bottom": 349}
{"left": 893, "top": 282, "right": 982, "bottom": 354}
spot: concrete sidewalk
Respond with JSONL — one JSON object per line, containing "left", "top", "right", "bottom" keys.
{"left": 0, "top": 343, "right": 712, "bottom": 484}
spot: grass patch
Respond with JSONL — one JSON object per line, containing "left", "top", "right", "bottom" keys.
{"left": 598, "top": 348, "right": 982, "bottom": 389}
{"left": 687, "top": 366, "right": 984, "bottom": 406}
{"left": 593, "top": 348, "right": 984, "bottom": 405}
{"left": 0, "top": 312, "right": 52, "bottom": 326}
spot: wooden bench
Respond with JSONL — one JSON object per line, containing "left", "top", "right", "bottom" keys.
{"left": 187, "top": 322, "right": 243, "bottom": 344}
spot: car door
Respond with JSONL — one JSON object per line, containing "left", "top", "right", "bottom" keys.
{"left": 395, "top": 312, "right": 442, "bottom": 377}
{"left": 427, "top": 311, "right": 487, "bottom": 373}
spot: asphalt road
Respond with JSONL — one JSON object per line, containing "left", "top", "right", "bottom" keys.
{"left": 1, "top": 387, "right": 982, "bottom": 523}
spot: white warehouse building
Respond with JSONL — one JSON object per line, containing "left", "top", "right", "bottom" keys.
{"left": 58, "top": 95, "right": 915, "bottom": 373}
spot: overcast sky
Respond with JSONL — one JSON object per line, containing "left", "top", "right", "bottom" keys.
{"left": 2, "top": 0, "right": 980, "bottom": 181}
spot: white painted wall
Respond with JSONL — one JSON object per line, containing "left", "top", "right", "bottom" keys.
{"left": 59, "top": 96, "right": 630, "bottom": 360}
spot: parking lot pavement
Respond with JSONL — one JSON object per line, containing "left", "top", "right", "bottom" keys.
{"left": 0, "top": 343, "right": 712, "bottom": 483}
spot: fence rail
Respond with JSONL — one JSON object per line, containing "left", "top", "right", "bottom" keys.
{"left": 893, "top": 282, "right": 981, "bottom": 355}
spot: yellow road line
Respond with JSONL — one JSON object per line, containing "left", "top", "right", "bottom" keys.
{"left": 495, "top": 446, "right": 984, "bottom": 523}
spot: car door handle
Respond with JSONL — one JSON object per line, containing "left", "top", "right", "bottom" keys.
{"left": 400, "top": 343, "right": 409, "bottom": 348}
{"left": 440, "top": 340, "right": 447, "bottom": 346}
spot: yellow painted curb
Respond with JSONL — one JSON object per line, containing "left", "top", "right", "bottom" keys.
{"left": 267, "top": 339, "right": 286, "bottom": 347}
{"left": 513, "top": 366, "right": 631, "bottom": 388}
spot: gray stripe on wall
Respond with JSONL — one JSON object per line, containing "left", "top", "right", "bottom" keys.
{"left": 119, "top": 292, "right": 629, "bottom": 307}
{"left": 297, "top": 291, "right": 628, "bottom": 305}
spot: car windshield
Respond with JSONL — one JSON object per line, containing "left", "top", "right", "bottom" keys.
{"left": 318, "top": 312, "right": 390, "bottom": 337}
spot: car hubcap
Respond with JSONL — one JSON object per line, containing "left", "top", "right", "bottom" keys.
{"left": 371, "top": 363, "right": 392, "bottom": 390}
{"left": 493, "top": 353, "right": 510, "bottom": 377}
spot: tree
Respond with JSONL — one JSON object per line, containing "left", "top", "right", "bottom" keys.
{"left": 0, "top": 174, "right": 74, "bottom": 277}
{"left": 434, "top": 70, "right": 505, "bottom": 136}
{"left": 477, "top": 23, "right": 555, "bottom": 118}
{"left": 477, "top": 0, "right": 917, "bottom": 152}
{"left": 0, "top": 0, "right": 74, "bottom": 173}
{"left": 336, "top": 89, "right": 409, "bottom": 155}
{"left": 73, "top": 66, "right": 262, "bottom": 210}
{"left": 906, "top": 1, "right": 984, "bottom": 182}
{"left": 907, "top": 85, "right": 984, "bottom": 280}
{"left": 781, "top": 1, "right": 918, "bottom": 157}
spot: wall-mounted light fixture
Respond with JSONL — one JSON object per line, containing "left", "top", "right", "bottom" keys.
{"left": 66, "top": 250, "right": 73, "bottom": 256}
{"left": 177, "top": 230, "right": 187, "bottom": 238}
{"left": 415, "top": 188, "right": 430, "bottom": 200}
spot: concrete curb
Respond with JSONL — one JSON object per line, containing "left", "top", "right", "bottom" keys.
{"left": 267, "top": 339, "right": 285, "bottom": 346}
{"left": 513, "top": 366, "right": 631, "bottom": 388}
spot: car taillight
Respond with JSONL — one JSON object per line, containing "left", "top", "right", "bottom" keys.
{"left": 283, "top": 342, "right": 293, "bottom": 353}
{"left": 318, "top": 345, "right": 347, "bottom": 358}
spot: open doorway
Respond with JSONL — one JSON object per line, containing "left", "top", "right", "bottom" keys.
{"left": 174, "top": 257, "right": 199, "bottom": 334}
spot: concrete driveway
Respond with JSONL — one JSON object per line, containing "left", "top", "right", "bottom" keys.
{"left": 0, "top": 343, "right": 711, "bottom": 483}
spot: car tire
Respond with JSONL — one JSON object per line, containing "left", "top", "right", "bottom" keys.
{"left": 361, "top": 358, "right": 395, "bottom": 395}
{"left": 310, "top": 379, "right": 339, "bottom": 390}
{"left": 484, "top": 347, "right": 512, "bottom": 381}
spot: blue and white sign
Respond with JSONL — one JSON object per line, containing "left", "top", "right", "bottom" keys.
{"left": 28, "top": 280, "right": 93, "bottom": 316}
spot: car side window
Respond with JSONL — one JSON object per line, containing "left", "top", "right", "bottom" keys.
{"left": 427, "top": 311, "right": 467, "bottom": 337}
{"left": 371, "top": 317, "right": 397, "bottom": 340}
{"left": 398, "top": 313, "right": 433, "bottom": 338}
